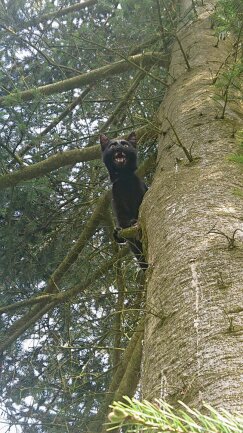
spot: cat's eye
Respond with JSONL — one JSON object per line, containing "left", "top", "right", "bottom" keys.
{"left": 109, "top": 144, "right": 115, "bottom": 148}
{"left": 123, "top": 143, "right": 129, "bottom": 148}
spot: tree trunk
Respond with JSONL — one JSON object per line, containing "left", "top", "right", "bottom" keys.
{"left": 141, "top": 0, "right": 243, "bottom": 411}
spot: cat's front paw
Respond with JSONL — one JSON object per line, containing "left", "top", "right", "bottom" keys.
{"left": 129, "top": 219, "right": 138, "bottom": 226}
{"left": 113, "top": 227, "right": 126, "bottom": 244}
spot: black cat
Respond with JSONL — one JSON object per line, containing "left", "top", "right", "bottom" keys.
{"left": 100, "top": 132, "right": 148, "bottom": 270}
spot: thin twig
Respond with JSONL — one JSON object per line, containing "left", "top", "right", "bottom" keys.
{"left": 166, "top": 117, "right": 193, "bottom": 162}
{"left": 208, "top": 225, "right": 243, "bottom": 249}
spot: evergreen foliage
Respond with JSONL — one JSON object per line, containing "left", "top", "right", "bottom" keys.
{"left": 0, "top": 1, "right": 173, "bottom": 431}
{"left": 0, "top": 0, "right": 242, "bottom": 432}
{"left": 108, "top": 397, "right": 243, "bottom": 433}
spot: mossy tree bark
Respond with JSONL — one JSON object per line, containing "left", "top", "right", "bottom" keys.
{"left": 141, "top": 0, "right": 243, "bottom": 411}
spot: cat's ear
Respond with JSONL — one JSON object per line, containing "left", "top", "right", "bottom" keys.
{"left": 127, "top": 131, "right": 137, "bottom": 147}
{"left": 100, "top": 134, "right": 110, "bottom": 151}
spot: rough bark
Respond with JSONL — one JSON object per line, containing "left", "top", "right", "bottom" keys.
{"left": 141, "top": 0, "right": 243, "bottom": 412}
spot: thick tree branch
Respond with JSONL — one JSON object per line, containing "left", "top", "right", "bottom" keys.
{"left": 0, "top": 154, "right": 152, "bottom": 352}
{"left": 113, "top": 332, "right": 143, "bottom": 401}
{"left": 11, "top": 70, "right": 148, "bottom": 163}
{"left": 0, "top": 145, "right": 100, "bottom": 190}
{"left": 0, "top": 193, "right": 111, "bottom": 348}
{"left": 0, "top": 294, "right": 56, "bottom": 315}
{"left": 17, "top": 0, "right": 98, "bottom": 28}
{"left": 118, "top": 225, "right": 140, "bottom": 240}
{"left": 48, "top": 192, "right": 111, "bottom": 292}
{"left": 89, "top": 320, "right": 144, "bottom": 433}
{"left": 0, "top": 52, "right": 168, "bottom": 107}
{"left": 0, "top": 127, "right": 155, "bottom": 190}
{"left": 0, "top": 247, "right": 129, "bottom": 354}
{"left": 112, "top": 259, "right": 125, "bottom": 369}
{"left": 76, "top": 35, "right": 168, "bottom": 88}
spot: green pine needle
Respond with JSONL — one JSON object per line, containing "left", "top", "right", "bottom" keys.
{"left": 107, "top": 397, "right": 243, "bottom": 433}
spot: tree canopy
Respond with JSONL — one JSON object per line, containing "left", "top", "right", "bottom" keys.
{"left": 0, "top": 0, "right": 172, "bottom": 431}
{"left": 0, "top": 0, "right": 242, "bottom": 432}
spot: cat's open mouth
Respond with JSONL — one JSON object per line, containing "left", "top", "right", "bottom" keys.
{"left": 114, "top": 151, "right": 127, "bottom": 166}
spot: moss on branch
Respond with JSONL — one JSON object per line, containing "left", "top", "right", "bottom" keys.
{"left": 118, "top": 225, "right": 141, "bottom": 240}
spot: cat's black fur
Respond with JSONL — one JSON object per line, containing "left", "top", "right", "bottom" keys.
{"left": 100, "top": 132, "right": 148, "bottom": 270}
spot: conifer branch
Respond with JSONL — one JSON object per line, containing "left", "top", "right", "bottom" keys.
{"left": 1, "top": 24, "right": 81, "bottom": 76}
{"left": 89, "top": 320, "right": 144, "bottom": 433}
{"left": 0, "top": 247, "right": 129, "bottom": 354}
{"left": 85, "top": 71, "right": 149, "bottom": 147}
{"left": 0, "top": 52, "right": 167, "bottom": 107}
{"left": 14, "top": 86, "right": 92, "bottom": 160}
{"left": 0, "top": 154, "right": 152, "bottom": 352}
{"left": 113, "top": 334, "right": 143, "bottom": 402}
{"left": 77, "top": 35, "right": 169, "bottom": 88}
{"left": 0, "top": 129, "right": 155, "bottom": 190}
{"left": 118, "top": 225, "right": 140, "bottom": 240}
{"left": 99, "top": 70, "right": 148, "bottom": 133}
{"left": 47, "top": 192, "right": 111, "bottom": 292}
{"left": 15, "top": 0, "right": 97, "bottom": 29}
{"left": 0, "top": 192, "right": 110, "bottom": 350}
{"left": 175, "top": 34, "right": 191, "bottom": 70}
{"left": 113, "top": 258, "right": 125, "bottom": 369}
{"left": 0, "top": 294, "right": 57, "bottom": 315}
{"left": 0, "top": 145, "right": 100, "bottom": 190}
{"left": 107, "top": 398, "right": 243, "bottom": 433}
{"left": 160, "top": 0, "right": 191, "bottom": 69}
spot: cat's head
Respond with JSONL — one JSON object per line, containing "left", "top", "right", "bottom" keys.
{"left": 100, "top": 132, "right": 137, "bottom": 173}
